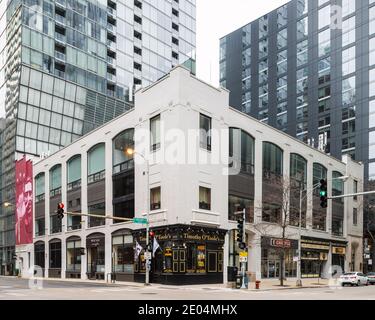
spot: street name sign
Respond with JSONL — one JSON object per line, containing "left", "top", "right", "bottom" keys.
{"left": 133, "top": 218, "right": 148, "bottom": 224}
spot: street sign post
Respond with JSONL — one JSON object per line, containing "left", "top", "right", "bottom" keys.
{"left": 133, "top": 218, "right": 148, "bottom": 225}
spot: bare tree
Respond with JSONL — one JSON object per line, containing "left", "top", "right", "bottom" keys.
{"left": 250, "top": 174, "right": 301, "bottom": 286}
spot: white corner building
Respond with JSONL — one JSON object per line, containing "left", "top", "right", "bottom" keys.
{"left": 17, "top": 66, "right": 364, "bottom": 285}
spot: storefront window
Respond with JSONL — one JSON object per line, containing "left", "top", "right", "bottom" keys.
{"left": 112, "top": 234, "right": 134, "bottom": 273}
{"left": 66, "top": 238, "right": 81, "bottom": 272}
{"left": 196, "top": 245, "right": 206, "bottom": 273}
{"left": 87, "top": 234, "right": 105, "bottom": 277}
{"left": 49, "top": 240, "right": 62, "bottom": 269}
{"left": 34, "top": 242, "right": 45, "bottom": 269}
{"left": 261, "top": 237, "right": 298, "bottom": 279}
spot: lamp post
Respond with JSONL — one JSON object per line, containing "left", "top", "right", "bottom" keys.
{"left": 296, "top": 175, "right": 349, "bottom": 287}
{"left": 126, "top": 148, "right": 150, "bottom": 286}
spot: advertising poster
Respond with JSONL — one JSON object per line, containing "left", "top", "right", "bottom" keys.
{"left": 15, "top": 156, "right": 33, "bottom": 245}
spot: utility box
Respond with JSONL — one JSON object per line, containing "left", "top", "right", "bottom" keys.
{"left": 227, "top": 266, "right": 238, "bottom": 282}
{"left": 235, "top": 275, "right": 242, "bottom": 289}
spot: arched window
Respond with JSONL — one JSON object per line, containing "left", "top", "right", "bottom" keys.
{"left": 289, "top": 154, "right": 307, "bottom": 227}
{"left": 49, "top": 165, "right": 61, "bottom": 197}
{"left": 332, "top": 171, "right": 344, "bottom": 197}
{"left": 112, "top": 130, "right": 135, "bottom": 222}
{"left": 66, "top": 236, "right": 81, "bottom": 274}
{"left": 34, "top": 241, "right": 45, "bottom": 273}
{"left": 229, "top": 128, "right": 255, "bottom": 175}
{"left": 88, "top": 143, "right": 105, "bottom": 183}
{"left": 262, "top": 142, "right": 284, "bottom": 223}
{"left": 290, "top": 154, "right": 307, "bottom": 187}
{"left": 312, "top": 163, "right": 328, "bottom": 231}
{"left": 263, "top": 142, "right": 283, "bottom": 176}
{"left": 35, "top": 173, "right": 45, "bottom": 202}
{"left": 228, "top": 128, "right": 255, "bottom": 223}
{"left": 113, "top": 129, "right": 134, "bottom": 174}
{"left": 67, "top": 155, "right": 81, "bottom": 190}
{"left": 332, "top": 171, "right": 344, "bottom": 237}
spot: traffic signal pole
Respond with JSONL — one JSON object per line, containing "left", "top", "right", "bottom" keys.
{"left": 240, "top": 208, "right": 247, "bottom": 289}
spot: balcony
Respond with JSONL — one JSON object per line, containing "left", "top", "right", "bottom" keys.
{"left": 55, "top": 51, "right": 66, "bottom": 61}
{"left": 107, "top": 73, "right": 116, "bottom": 83}
{"left": 107, "top": 39, "right": 116, "bottom": 50}
{"left": 107, "top": 6, "right": 116, "bottom": 16}
{"left": 55, "top": 32, "right": 66, "bottom": 43}
{"left": 55, "top": 14, "right": 66, "bottom": 25}
{"left": 107, "top": 23, "right": 116, "bottom": 34}
{"left": 107, "top": 56, "right": 116, "bottom": 65}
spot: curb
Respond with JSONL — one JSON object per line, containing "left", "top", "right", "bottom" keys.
{"left": 1, "top": 276, "right": 331, "bottom": 292}
{"left": 247, "top": 285, "right": 330, "bottom": 292}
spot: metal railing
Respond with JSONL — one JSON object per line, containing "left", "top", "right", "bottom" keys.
{"left": 113, "top": 159, "right": 134, "bottom": 175}
{"left": 67, "top": 179, "right": 81, "bottom": 191}
{"left": 87, "top": 170, "right": 105, "bottom": 184}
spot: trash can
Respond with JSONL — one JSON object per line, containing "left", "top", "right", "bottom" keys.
{"left": 236, "top": 275, "right": 242, "bottom": 289}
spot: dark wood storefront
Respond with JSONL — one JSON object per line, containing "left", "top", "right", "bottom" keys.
{"left": 133, "top": 225, "right": 227, "bottom": 285}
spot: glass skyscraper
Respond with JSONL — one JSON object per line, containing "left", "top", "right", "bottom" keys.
{"left": 221, "top": 0, "right": 375, "bottom": 271}
{"left": 0, "top": 0, "right": 196, "bottom": 275}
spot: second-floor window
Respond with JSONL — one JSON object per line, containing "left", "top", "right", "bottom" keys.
{"left": 200, "top": 113, "right": 212, "bottom": 151}
{"left": 150, "top": 187, "right": 161, "bottom": 211}
{"left": 199, "top": 186, "right": 211, "bottom": 211}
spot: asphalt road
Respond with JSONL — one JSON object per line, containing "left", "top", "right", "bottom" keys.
{"left": 0, "top": 277, "right": 375, "bottom": 300}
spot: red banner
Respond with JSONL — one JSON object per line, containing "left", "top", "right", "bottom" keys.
{"left": 15, "top": 156, "right": 33, "bottom": 245}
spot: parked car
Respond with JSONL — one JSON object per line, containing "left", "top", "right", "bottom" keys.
{"left": 339, "top": 272, "right": 369, "bottom": 286}
{"left": 367, "top": 272, "right": 375, "bottom": 285}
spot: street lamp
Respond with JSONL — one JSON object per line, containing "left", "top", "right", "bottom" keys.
{"left": 126, "top": 147, "right": 151, "bottom": 286}
{"left": 296, "top": 175, "right": 349, "bottom": 287}
{"left": 3, "top": 202, "right": 13, "bottom": 208}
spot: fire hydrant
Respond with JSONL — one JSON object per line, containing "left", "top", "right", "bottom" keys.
{"left": 255, "top": 280, "right": 261, "bottom": 290}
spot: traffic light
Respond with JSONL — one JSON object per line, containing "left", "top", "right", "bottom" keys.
{"left": 319, "top": 179, "right": 328, "bottom": 208}
{"left": 57, "top": 203, "right": 65, "bottom": 219}
{"left": 237, "top": 214, "right": 245, "bottom": 249}
{"left": 148, "top": 231, "right": 155, "bottom": 251}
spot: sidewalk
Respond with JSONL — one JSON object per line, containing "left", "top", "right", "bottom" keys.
{"left": 243, "top": 278, "right": 330, "bottom": 291}
{"left": 7, "top": 275, "right": 331, "bottom": 291}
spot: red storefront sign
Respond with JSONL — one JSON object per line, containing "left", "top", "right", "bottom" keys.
{"left": 15, "top": 156, "right": 33, "bottom": 245}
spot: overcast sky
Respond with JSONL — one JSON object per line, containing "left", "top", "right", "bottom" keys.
{"left": 196, "top": 0, "right": 289, "bottom": 86}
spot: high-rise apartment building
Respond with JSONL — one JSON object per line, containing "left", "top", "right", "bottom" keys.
{"left": 0, "top": 0, "right": 196, "bottom": 275}
{"left": 220, "top": 0, "right": 375, "bottom": 271}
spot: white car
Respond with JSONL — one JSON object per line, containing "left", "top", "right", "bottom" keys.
{"left": 340, "top": 272, "right": 369, "bottom": 286}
